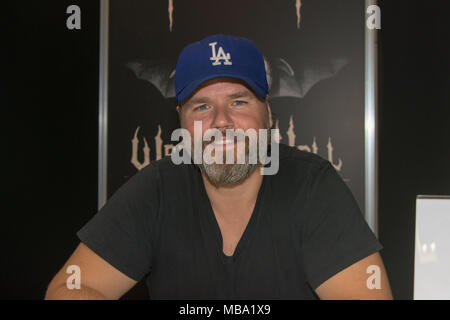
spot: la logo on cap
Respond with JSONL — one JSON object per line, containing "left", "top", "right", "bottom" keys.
{"left": 209, "top": 42, "right": 232, "bottom": 66}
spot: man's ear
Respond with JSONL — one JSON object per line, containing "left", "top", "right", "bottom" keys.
{"left": 176, "top": 105, "right": 182, "bottom": 121}
{"left": 266, "top": 101, "right": 273, "bottom": 129}
{"left": 176, "top": 105, "right": 183, "bottom": 127}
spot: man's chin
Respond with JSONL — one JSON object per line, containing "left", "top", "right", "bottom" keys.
{"left": 197, "top": 162, "right": 258, "bottom": 186}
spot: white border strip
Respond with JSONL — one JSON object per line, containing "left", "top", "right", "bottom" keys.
{"left": 365, "top": 0, "right": 379, "bottom": 236}
{"left": 98, "top": 0, "right": 109, "bottom": 209}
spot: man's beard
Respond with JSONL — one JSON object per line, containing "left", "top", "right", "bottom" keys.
{"left": 196, "top": 124, "right": 271, "bottom": 186}
{"left": 197, "top": 153, "right": 259, "bottom": 186}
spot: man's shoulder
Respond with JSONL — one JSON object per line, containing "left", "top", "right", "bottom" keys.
{"left": 137, "top": 155, "right": 196, "bottom": 184}
{"left": 139, "top": 155, "right": 189, "bottom": 173}
{"left": 278, "top": 143, "right": 330, "bottom": 172}
{"left": 267, "top": 144, "right": 333, "bottom": 190}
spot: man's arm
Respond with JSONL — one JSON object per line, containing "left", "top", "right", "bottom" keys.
{"left": 315, "top": 252, "right": 393, "bottom": 300}
{"left": 45, "top": 242, "right": 138, "bottom": 300}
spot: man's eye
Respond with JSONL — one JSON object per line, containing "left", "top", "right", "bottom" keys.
{"left": 232, "top": 100, "right": 247, "bottom": 106}
{"left": 195, "top": 104, "right": 209, "bottom": 111}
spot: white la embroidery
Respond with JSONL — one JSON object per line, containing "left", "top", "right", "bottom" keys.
{"left": 209, "top": 42, "right": 232, "bottom": 66}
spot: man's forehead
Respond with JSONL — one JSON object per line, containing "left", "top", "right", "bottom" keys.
{"left": 185, "top": 78, "right": 258, "bottom": 104}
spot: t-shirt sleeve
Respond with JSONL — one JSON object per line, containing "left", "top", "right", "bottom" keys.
{"left": 76, "top": 165, "right": 160, "bottom": 282}
{"left": 300, "top": 161, "right": 383, "bottom": 290}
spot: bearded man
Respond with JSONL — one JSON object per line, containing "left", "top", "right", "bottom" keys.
{"left": 45, "top": 34, "right": 392, "bottom": 300}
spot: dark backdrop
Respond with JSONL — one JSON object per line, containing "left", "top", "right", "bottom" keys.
{"left": 378, "top": 0, "right": 450, "bottom": 299}
{"left": 4, "top": 0, "right": 450, "bottom": 299}
{"left": 5, "top": 1, "right": 100, "bottom": 299}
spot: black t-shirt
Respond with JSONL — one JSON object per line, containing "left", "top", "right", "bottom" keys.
{"left": 77, "top": 143, "right": 382, "bottom": 299}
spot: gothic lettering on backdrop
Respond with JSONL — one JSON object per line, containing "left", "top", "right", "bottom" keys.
{"left": 130, "top": 113, "right": 343, "bottom": 174}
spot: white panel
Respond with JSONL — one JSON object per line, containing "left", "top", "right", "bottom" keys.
{"left": 414, "top": 196, "right": 450, "bottom": 299}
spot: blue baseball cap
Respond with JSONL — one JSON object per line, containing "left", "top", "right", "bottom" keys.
{"left": 175, "top": 34, "right": 269, "bottom": 104}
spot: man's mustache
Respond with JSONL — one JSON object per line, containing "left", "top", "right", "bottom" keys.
{"left": 201, "top": 132, "right": 252, "bottom": 149}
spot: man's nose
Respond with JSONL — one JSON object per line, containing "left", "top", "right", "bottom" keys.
{"left": 210, "top": 106, "right": 234, "bottom": 129}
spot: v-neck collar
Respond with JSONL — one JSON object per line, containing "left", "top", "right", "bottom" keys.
{"left": 196, "top": 167, "right": 267, "bottom": 265}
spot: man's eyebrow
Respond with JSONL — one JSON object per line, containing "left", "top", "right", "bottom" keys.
{"left": 184, "top": 96, "right": 214, "bottom": 106}
{"left": 184, "top": 91, "right": 254, "bottom": 107}
{"left": 227, "top": 91, "right": 254, "bottom": 99}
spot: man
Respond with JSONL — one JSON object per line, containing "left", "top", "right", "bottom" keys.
{"left": 45, "top": 34, "right": 392, "bottom": 300}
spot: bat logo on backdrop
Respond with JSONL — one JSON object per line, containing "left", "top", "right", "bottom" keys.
{"left": 127, "top": 56, "right": 348, "bottom": 101}
{"left": 209, "top": 42, "right": 232, "bottom": 66}
{"left": 126, "top": 55, "right": 347, "bottom": 174}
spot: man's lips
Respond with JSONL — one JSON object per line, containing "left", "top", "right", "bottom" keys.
{"left": 211, "top": 138, "right": 235, "bottom": 147}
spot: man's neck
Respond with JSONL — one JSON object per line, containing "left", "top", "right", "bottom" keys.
{"left": 201, "top": 165, "right": 264, "bottom": 218}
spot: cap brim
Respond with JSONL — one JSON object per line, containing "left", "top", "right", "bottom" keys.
{"left": 177, "top": 73, "right": 267, "bottom": 104}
